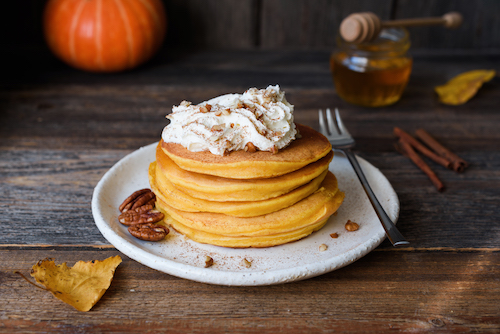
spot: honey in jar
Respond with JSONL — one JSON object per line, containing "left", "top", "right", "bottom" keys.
{"left": 331, "top": 28, "right": 412, "bottom": 107}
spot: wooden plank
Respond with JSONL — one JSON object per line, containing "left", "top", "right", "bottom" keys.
{"left": 1, "top": 143, "right": 499, "bottom": 248}
{"left": 1, "top": 49, "right": 337, "bottom": 87}
{"left": 394, "top": 0, "right": 500, "bottom": 50}
{"left": 2, "top": 49, "right": 499, "bottom": 88}
{"left": 1, "top": 248, "right": 499, "bottom": 332}
{"left": 259, "top": 0, "right": 394, "bottom": 49}
{"left": 2, "top": 52, "right": 500, "bottom": 146}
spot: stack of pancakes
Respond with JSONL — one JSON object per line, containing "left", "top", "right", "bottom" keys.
{"left": 149, "top": 124, "right": 344, "bottom": 248}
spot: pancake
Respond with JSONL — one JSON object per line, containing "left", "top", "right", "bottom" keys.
{"left": 163, "top": 216, "right": 329, "bottom": 248}
{"left": 155, "top": 172, "right": 344, "bottom": 238}
{"left": 161, "top": 124, "right": 331, "bottom": 179}
{"left": 150, "top": 161, "right": 328, "bottom": 217}
{"left": 156, "top": 142, "right": 333, "bottom": 202}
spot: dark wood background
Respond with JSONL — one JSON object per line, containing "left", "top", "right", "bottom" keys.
{"left": 3, "top": 0, "right": 500, "bottom": 53}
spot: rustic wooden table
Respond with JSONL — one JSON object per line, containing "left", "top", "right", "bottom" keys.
{"left": 1, "top": 49, "right": 499, "bottom": 333}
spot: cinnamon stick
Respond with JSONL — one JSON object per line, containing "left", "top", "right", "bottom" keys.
{"left": 398, "top": 139, "right": 445, "bottom": 192}
{"left": 394, "top": 127, "right": 452, "bottom": 170}
{"left": 415, "top": 128, "right": 468, "bottom": 172}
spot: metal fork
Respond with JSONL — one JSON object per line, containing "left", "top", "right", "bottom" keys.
{"left": 319, "top": 108, "right": 409, "bottom": 247}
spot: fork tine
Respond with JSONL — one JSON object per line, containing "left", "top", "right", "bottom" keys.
{"left": 334, "top": 108, "right": 351, "bottom": 136}
{"left": 318, "top": 109, "right": 327, "bottom": 134}
{"left": 326, "top": 108, "right": 338, "bottom": 135}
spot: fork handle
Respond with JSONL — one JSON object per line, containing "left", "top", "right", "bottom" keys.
{"left": 344, "top": 149, "right": 410, "bottom": 247}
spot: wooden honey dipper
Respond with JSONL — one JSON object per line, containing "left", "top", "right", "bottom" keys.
{"left": 340, "top": 12, "right": 463, "bottom": 44}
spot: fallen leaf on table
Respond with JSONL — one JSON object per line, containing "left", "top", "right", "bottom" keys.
{"left": 434, "top": 69, "right": 496, "bottom": 105}
{"left": 30, "top": 255, "right": 122, "bottom": 312}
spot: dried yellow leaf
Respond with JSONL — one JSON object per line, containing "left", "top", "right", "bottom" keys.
{"left": 435, "top": 69, "right": 495, "bottom": 105}
{"left": 30, "top": 255, "right": 122, "bottom": 312}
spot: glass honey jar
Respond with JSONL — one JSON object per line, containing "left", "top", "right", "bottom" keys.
{"left": 330, "top": 27, "right": 412, "bottom": 107}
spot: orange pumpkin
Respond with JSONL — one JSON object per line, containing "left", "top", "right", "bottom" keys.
{"left": 43, "top": 0, "right": 167, "bottom": 72}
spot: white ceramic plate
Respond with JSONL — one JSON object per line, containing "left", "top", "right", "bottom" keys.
{"left": 92, "top": 142, "right": 399, "bottom": 286}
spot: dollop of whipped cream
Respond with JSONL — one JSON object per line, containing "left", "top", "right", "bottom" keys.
{"left": 162, "top": 85, "right": 297, "bottom": 156}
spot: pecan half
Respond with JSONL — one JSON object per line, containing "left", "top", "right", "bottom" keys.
{"left": 119, "top": 189, "right": 151, "bottom": 212}
{"left": 130, "top": 191, "right": 156, "bottom": 211}
{"left": 128, "top": 223, "right": 169, "bottom": 241}
{"left": 118, "top": 206, "right": 164, "bottom": 226}
{"left": 135, "top": 204, "right": 154, "bottom": 213}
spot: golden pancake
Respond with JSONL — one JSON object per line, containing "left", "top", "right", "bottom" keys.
{"left": 163, "top": 216, "right": 329, "bottom": 248}
{"left": 155, "top": 172, "right": 344, "bottom": 238}
{"left": 161, "top": 124, "right": 331, "bottom": 179}
{"left": 156, "top": 142, "right": 333, "bottom": 201}
{"left": 150, "top": 161, "right": 327, "bottom": 217}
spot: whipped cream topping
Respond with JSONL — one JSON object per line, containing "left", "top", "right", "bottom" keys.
{"left": 162, "top": 85, "right": 297, "bottom": 156}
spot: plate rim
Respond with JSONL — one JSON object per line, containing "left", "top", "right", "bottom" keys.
{"left": 91, "top": 142, "right": 399, "bottom": 286}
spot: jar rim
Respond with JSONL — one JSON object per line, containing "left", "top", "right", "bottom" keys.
{"left": 336, "top": 27, "right": 411, "bottom": 56}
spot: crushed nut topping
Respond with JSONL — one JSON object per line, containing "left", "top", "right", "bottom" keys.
{"left": 330, "top": 233, "right": 339, "bottom": 238}
{"left": 211, "top": 124, "right": 225, "bottom": 132}
{"left": 241, "top": 258, "right": 252, "bottom": 268}
{"left": 200, "top": 104, "right": 212, "bottom": 113}
{"left": 204, "top": 256, "right": 214, "bottom": 268}
{"left": 162, "top": 85, "right": 296, "bottom": 156}
{"left": 244, "top": 142, "right": 257, "bottom": 153}
{"left": 345, "top": 220, "right": 360, "bottom": 232}
{"left": 319, "top": 244, "right": 328, "bottom": 252}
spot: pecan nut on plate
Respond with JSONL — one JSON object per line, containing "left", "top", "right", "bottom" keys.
{"left": 119, "top": 189, "right": 156, "bottom": 212}
{"left": 128, "top": 223, "right": 169, "bottom": 242}
{"left": 118, "top": 189, "right": 168, "bottom": 242}
{"left": 118, "top": 204, "right": 164, "bottom": 226}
